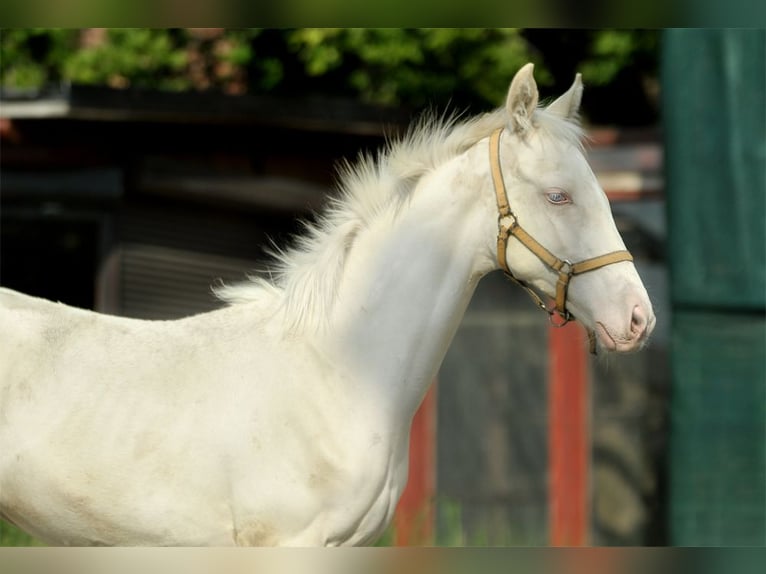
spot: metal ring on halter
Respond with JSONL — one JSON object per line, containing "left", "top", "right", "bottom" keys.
{"left": 547, "top": 306, "right": 572, "bottom": 327}
{"left": 559, "top": 259, "right": 574, "bottom": 277}
{"left": 497, "top": 213, "right": 517, "bottom": 232}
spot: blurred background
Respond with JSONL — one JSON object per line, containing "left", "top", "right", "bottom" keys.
{"left": 0, "top": 28, "right": 763, "bottom": 547}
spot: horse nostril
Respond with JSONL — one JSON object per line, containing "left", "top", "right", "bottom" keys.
{"left": 631, "top": 305, "right": 647, "bottom": 337}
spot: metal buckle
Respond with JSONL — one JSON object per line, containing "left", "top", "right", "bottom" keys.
{"left": 548, "top": 259, "right": 574, "bottom": 326}
{"left": 497, "top": 213, "right": 517, "bottom": 232}
{"left": 548, "top": 308, "right": 572, "bottom": 327}
{"left": 559, "top": 259, "right": 574, "bottom": 277}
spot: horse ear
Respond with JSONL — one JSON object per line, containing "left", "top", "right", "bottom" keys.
{"left": 547, "top": 73, "right": 583, "bottom": 120}
{"left": 505, "top": 63, "right": 539, "bottom": 133}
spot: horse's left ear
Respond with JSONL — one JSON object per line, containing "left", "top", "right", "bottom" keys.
{"left": 546, "top": 73, "right": 583, "bottom": 120}
{"left": 506, "top": 63, "right": 539, "bottom": 133}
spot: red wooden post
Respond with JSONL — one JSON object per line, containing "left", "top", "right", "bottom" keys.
{"left": 394, "top": 384, "right": 437, "bottom": 545}
{"left": 548, "top": 321, "right": 589, "bottom": 546}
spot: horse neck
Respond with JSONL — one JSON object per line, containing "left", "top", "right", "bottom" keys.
{"left": 322, "top": 142, "right": 496, "bottom": 426}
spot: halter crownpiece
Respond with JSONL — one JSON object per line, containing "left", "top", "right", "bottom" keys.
{"left": 489, "top": 127, "right": 634, "bottom": 353}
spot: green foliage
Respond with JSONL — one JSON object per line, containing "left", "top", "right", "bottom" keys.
{"left": 64, "top": 29, "right": 189, "bottom": 90}
{"left": 286, "top": 28, "right": 539, "bottom": 107}
{"left": 578, "top": 30, "right": 659, "bottom": 86}
{"left": 0, "top": 28, "right": 79, "bottom": 88}
{"left": 0, "top": 519, "right": 41, "bottom": 546}
{"left": 0, "top": 29, "right": 260, "bottom": 93}
{"left": 1, "top": 29, "right": 659, "bottom": 121}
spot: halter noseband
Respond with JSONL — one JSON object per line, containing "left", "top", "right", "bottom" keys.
{"left": 489, "top": 127, "right": 633, "bottom": 352}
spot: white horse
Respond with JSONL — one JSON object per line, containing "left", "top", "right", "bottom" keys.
{"left": 0, "top": 64, "right": 654, "bottom": 546}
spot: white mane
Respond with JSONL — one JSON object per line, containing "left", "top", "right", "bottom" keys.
{"left": 215, "top": 106, "right": 584, "bottom": 332}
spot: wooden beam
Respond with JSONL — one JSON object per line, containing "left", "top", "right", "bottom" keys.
{"left": 394, "top": 384, "right": 437, "bottom": 546}
{"left": 548, "top": 321, "right": 590, "bottom": 546}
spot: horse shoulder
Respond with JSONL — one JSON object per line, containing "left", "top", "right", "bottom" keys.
{"left": 223, "top": 360, "right": 409, "bottom": 545}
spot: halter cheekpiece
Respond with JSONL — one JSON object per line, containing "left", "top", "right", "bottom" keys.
{"left": 489, "top": 127, "right": 633, "bottom": 352}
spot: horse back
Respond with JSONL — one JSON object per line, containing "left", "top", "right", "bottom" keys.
{"left": 0, "top": 287, "right": 92, "bottom": 372}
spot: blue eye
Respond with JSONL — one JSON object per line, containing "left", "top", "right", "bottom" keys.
{"left": 546, "top": 190, "right": 571, "bottom": 204}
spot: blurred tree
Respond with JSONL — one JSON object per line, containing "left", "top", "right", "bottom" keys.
{"left": 64, "top": 29, "right": 189, "bottom": 90}
{"left": 0, "top": 28, "right": 659, "bottom": 124}
{"left": 0, "top": 28, "right": 77, "bottom": 88}
{"left": 282, "top": 28, "right": 538, "bottom": 108}
{"left": 523, "top": 29, "right": 660, "bottom": 125}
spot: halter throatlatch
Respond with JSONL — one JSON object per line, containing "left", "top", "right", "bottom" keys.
{"left": 489, "top": 128, "right": 634, "bottom": 353}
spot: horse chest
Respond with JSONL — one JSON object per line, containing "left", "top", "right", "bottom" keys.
{"left": 328, "top": 444, "right": 408, "bottom": 546}
{"left": 229, "top": 413, "right": 410, "bottom": 546}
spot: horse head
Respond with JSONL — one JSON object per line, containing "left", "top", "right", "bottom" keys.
{"left": 494, "top": 63, "right": 655, "bottom": 352}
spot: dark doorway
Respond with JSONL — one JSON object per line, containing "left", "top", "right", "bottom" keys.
{"left": 0, "top": 216, "right": 100, "bottom": 310}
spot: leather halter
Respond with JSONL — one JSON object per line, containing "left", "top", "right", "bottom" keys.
{"left": 489, "top": 127, "right": 633, "bottom": 351}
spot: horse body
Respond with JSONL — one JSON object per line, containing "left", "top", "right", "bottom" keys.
{"left": 0, "top": 288, "right": 411, "bottom": 545}
{"left": 0, "top": 64, "right": 655, "bottom": 545}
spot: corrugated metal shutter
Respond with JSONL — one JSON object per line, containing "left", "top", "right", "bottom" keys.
{"left": 120, "top": 243, "right": 254, "bottom": 319}
{"left": 116, "top": 204, "right": 277, "bottom": 320}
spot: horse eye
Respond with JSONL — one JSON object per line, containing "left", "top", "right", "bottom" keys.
{"left": 546, "top": 190, "right": 571, "bottom": 205}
